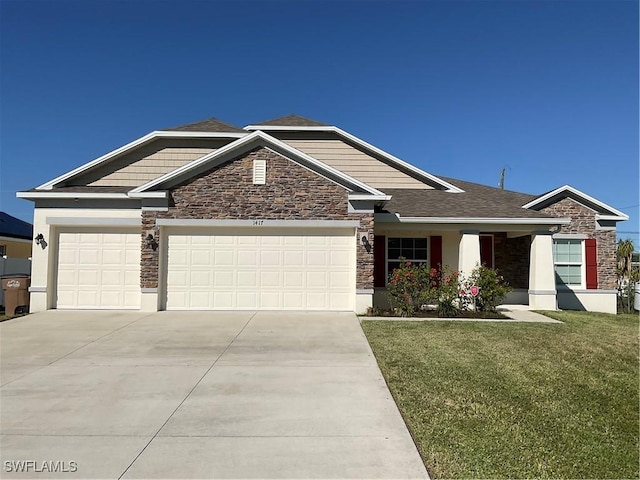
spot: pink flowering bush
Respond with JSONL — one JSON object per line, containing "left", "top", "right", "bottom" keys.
{"left": 387, "top": 262, "right": 511, "bottom": 317}
{"left": 386, "top": 261, "right": 433, "bottom": 317}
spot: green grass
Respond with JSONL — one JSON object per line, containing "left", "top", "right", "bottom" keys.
{"left": 362, "top": 312, "right": 639, "bottom": 479}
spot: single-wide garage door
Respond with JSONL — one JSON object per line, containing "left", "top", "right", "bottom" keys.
{"left": 166, "top": 228, "right": 355, "bottom": 310}
{"left": 56, "top": 229, "right": 141, "bottom": 309}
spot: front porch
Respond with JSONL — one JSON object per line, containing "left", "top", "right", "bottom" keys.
{"left": 371, "top": 215, "right": 617, "bottom": 314}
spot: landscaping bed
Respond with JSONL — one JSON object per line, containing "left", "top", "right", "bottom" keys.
{"left": 362, "top": 311, "right": 639, "bottom": 479}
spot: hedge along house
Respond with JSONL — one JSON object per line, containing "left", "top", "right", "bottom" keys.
{"left": 17, "top": 115, "right": 627, "bottom": 314}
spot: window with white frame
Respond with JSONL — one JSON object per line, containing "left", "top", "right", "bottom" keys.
{"left": 553, "top": 239, "right": 584, "bottom": 287}
{"left": 387, "top": 237, "right": 428, "bottom": 279}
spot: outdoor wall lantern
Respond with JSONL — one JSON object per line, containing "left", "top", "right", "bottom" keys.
{"left": 34, "top": 233, "right": 47, "bottom": 249}
{"left": 361, "top": 235, "right": 371, "bottom": 253}
{"left": 146, "top": 233, "right": 159, "bottom": 251}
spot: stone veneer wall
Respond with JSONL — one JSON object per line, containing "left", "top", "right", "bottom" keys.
{"left": 540, "top": 197, "right": 616, "bottom": 290}
{"left": 493, "top": 233, "right": 530, "bottom": 289}
{"left": 141, "top": 147, "right": 374, "bottom": 290}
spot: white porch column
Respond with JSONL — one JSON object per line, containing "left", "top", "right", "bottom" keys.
{"left": 458, "top": 230, "right": 480, "bottom": 276}
{"left": 528, "top": 231, "right": 557, "bottom": 310}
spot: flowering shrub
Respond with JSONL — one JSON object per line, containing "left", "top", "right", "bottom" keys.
{"left": 386, "top": 262, "right": 511, "bottom": 317}
{"left": 463, "top": 265, "right": 512, "bottom": 312}
{"left": 386, "top": 261, "right": 432, "bottom": 317}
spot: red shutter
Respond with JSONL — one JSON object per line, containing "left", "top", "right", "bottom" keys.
{"left": 430, "top": 236, "right": 442, "bottom": 271}
{"left": 480, "top": 235, "right": 494, "bottom": 269}
{"left": 374, "top": 235, "right": 386, "bottom": 287}
{"left": 585, "top": 238, "right": 598, "bottom": 289}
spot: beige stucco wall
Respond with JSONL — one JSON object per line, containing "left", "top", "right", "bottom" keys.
{"left": 29, "top": 205, "right": 141, "bottom": 312}
{"left": 0, "top": 239, "right": 32, "bottom": 258}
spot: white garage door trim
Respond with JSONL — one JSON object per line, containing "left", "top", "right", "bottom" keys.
{"left": 55, "top": 227, "right": 141, "bottom": 309}
{"left": 162, "top": 226, "right": 356, "bottom": 311}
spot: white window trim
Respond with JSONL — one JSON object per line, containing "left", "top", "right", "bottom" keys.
{"left": 553, "top": 238, "right": 586, "bottom": 290}
{"left": 385, "top": 236, "right": 430, "bottom": 285}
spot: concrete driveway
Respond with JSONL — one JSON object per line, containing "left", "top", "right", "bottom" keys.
{"left": 1, "top": 311, "right": 428, "bottom": 479}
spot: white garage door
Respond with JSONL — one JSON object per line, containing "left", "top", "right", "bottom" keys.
{"left": 165, "top": 228, "right": 355, "bottom": 310}
{"left": 56, "top": 229, "right": 141, "bottom": 309}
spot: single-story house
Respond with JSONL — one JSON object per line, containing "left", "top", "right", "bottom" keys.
{"left": 17, "top": 115, "right": 627, "bottom": 314}
{"left": 0, "top": 211, "right": 33, "bottom": 259}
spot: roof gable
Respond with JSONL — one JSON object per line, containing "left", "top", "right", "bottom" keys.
{"left": 244, "top": 124, "right": 464, "bottom": 193}
{"left": 523, "top": 185, "right": 628, "bottom": 221}
{"left": 130, "top": 131, "right": 387, "bottom": 199}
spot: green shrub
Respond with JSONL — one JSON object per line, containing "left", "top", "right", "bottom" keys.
{"left": 463, "top": 264, "right": 512, "bottom": 312}
{"left": 386, "top": 260, "right": 432, "bottom": 317}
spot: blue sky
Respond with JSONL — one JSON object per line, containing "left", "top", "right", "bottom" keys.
{"left": 1, "top": 0, "right": 638, "bottom": 244}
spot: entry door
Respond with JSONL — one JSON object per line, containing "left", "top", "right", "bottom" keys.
{"left": 480, "top": 235, "right": 494, "bottom": 269}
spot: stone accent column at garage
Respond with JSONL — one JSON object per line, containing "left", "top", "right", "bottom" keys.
{"left": 528, "top": 231, "right": 557, "bottom": 310}
{"left": 354, "top": 214, "right": 375, "bottom": 313}
{"left": 140, "top": 211, "right": 160, "bottom": 311}
{"left": 458, "top": 230, "right": 481, "bottom": 276}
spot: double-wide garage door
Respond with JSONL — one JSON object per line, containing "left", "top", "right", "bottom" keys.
{"left": 165, "top": 228, "right": 356, "bottom": 310}
{"left": 56, "top": 229, "right": 141, "bottom": 309}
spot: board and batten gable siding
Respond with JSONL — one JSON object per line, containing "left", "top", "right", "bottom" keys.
{"left": 67, "top": 139, "right": 231, "bottom": 187}
{"left": 141, "top": 146, "right": 374, "bottom": 291}
{"left": 281, "top": 139, "right": 432, "bottom": 190}
{"left": 540, "top": 197, "right": 616, "bottom": 290}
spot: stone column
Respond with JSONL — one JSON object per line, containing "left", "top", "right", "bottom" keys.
{"left": 528, "top": 231, "right": 557, "bottom": 310}
{"left": 458, "top": 230, "right": 480, "bottom": 276}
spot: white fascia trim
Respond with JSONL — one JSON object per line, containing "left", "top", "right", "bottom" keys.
{"left": 16, "top": 192, "right": 130, "bottom": 199}
{"left": 348, "top": 194, "right": 392, "bottom": 201}
{"left": 244, "top": 125, "right": 465, "bottom": 193}
{"left": 156, "top": 219, "right": 361, "bottom": 228}
{"left": 522, "top": 185, "right": 629, "bottom": 220}
{"left": 131, "top": 131, "right": 385, "bottom": 197}
{"left": 385, "top": 216, "right": 572, "bottom": 225}
{"left": 127, "top": 191, "right": 168, "bottom": 199}
{"left": 596, "top": 214, "right": 627, "bottom": 221}
{"left": 36, "top": 131, "right": 248, "bottom": 190}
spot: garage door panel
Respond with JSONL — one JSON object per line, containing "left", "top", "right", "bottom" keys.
{"left": 56, "top": 230, "right": 141, "bottom": 309}
{"left": 166, "top": 230, "right": 355, "bottom": 310}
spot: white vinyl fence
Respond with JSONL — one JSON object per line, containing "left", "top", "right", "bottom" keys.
{"left": 0, "top": 257, "right": 32, "bottom": 308}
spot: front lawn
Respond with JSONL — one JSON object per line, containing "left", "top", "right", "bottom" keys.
{"left": 362, "top": 312, "right": 639, "bottom": 479}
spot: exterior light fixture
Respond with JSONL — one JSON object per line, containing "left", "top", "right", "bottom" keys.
{"left": 361, "top": 235, "right": 371, "bottom": 253}
{"left": 34, "top": 233, "right": 47, "bottom": 249}
{"left": 146, "top": 233, "right": 158, "bottom": 251}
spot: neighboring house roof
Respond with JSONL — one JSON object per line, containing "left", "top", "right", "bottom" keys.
{"left": 0, "top": 212, "right": 33, "bottom": 240}
{"left": 163, "top": 117, "right": 246, "bottom": 133}
{"left": 252, "top": 115, "right": 329, "bottom": 127}
{"left": 522, "top": 185, "right": 628, "bottom": 221}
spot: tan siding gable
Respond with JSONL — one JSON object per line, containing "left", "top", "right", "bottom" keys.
{"left": 68, "top": 139, "right": 230, "bottom": 187}
{"left": 282, "top": 139, "right": 432, "bottom": 190}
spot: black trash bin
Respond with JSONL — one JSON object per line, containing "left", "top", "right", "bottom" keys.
{"left": 1, "top": 274, "right": 30, "bottom": 316}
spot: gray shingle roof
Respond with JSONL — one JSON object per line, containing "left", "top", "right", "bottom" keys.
{"left": 253, "top": 115, "right": 329, "bottom": 127}
{"left": 382, "top": 178, "right": 552, "bottom": 219}
{"left": 163, "top": 117, "right": 246, "bottom": 133}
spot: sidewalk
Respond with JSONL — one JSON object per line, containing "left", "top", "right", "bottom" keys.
{"left": 362, "top": 305, "right": 563, "bottom": 323}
